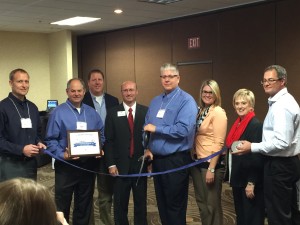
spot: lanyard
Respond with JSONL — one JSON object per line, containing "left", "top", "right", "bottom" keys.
{"left": 66, "top": 102, "right": 87, "bottom": 123}
{"left": 9, "top": 98, "right": 31, "bottom": 119}
{"left": 159, "top": 89, "right": 179, "bottom": 111}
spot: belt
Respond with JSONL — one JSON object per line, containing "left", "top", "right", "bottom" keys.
{"left": 264, "top": 155, "right": 298, "bottom": 160}
{"left": 0, "top": 154, "right": 34, "bottom": 161}
{"left": 154, "top": 150, "right": 190, "bottom": 159}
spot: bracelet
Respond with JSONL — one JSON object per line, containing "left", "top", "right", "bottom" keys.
{"left": 247, "top": 182, "right": 255, "bottom": 186}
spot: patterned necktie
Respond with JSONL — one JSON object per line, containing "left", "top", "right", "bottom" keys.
{"left": 128, "top": 108, "right": 134, "bottom": 157}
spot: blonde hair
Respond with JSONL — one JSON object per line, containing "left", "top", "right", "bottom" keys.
{"left": 199, "top": 79, "right": 222, "bottom": 108}
{"left": 232, "top": 89, "right": 255, "bottom": 108}
{"left": 0, "top": 178, "right": 58, "bottom": 225}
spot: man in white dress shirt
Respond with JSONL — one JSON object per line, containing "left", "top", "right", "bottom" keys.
{"left": 234, "top": 65, "right": 300, "bottom": 225}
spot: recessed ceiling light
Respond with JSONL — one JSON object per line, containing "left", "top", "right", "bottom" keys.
{"left": 114, "top": 9, "right": 123, "bottom": 14}
{"left": 51, "top": 16, "right": 101, "bottom": 26}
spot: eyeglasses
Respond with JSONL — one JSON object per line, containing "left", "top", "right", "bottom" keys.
{"left": 202, "top": 90, "right": 213, "bottom": 95}
{"left": 260, "top": 78, "right": 282, "bottom": 85}
{"left": 160, "top": 75, "right": 178, "bottom": 79}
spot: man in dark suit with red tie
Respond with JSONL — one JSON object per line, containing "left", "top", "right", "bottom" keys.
{"left": 105, "top": 81, "right": 148, "bottom": 225}
{"left": 82, "top": 69, "right": 119, "bottom": 225}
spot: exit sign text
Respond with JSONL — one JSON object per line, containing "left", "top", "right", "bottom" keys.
{"left": 188, "top": 37, "right": 200, "bottom": 49}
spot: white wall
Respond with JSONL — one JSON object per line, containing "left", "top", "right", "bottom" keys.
{"left": 0, "top": 30, "right": 75, "bottom": 110}
{"left": 0, "top": 31, "right": 50, "bottom": 110}
{"left": 49, "top": 30, "right": 74, "bottom": 105}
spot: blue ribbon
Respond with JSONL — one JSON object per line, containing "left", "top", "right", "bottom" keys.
{"left": 44, "top": 147, "right": 227, "bottom": 178}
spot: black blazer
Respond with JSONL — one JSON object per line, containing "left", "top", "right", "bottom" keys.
{"left": 104, "top": 103, "right": 148, "bottom": 174}
{"left": 230, "top": 117, "right": 265, "bottom": 187}
{"left": 82, "top": 91, "right": 119, "bottom": 111}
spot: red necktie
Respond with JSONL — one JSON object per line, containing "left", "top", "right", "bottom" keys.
{"left": 128, "top": 108, "right": 134, "bottom": 157}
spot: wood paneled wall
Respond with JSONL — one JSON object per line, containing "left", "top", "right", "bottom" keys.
{"left": 77, "top": 0, "right": 300, "bottom": 126}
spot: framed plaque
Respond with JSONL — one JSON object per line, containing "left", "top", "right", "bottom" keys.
{"left": 67, "top": 130, "right": 101, "bottom": 157}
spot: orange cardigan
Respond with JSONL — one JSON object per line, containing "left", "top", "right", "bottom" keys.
{"left": 194, "top": 105, "right": 227, "bottom": 160}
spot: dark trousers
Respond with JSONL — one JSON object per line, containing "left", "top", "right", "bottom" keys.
{"left": 97, "top": 163, "right": 114, "bottom": 225}
{"left": 0, "top": 155, "right": 37, "bottom": 182}
{"left": 152, "top": 151, "right": 191, "bottom": 225}
{"left": 232, "top": 186, "right": 265, "bottom": 225}
{"left": 113, "top": 175, "right": 148, "bottom": 225}
{"left": 55, "top": 161, "right": 96, "bottom": 225}
{"left": 264, "top": 156, "right": 300, "bottom": 225}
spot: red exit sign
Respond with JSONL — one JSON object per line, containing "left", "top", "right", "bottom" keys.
{"left": 188, "top": 37, "right": 200, "bottom": 49}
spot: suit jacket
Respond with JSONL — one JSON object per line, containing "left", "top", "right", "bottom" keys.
{"left": 82, "top": 91, "right": 119, "bottom": 111}
{"left": 230, "top": 117, "right": 265, "bottom": 187}
{"left": 104, "top": 103, "right": 148, "bottom": 174}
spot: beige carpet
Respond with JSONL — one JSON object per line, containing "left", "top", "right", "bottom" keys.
{"left": 37, "top": 163, "right": 266, "bottom": 225}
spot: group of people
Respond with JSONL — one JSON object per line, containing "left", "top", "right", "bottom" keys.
{"left": 0, "top": 64, "right": 299, "bottom": 225}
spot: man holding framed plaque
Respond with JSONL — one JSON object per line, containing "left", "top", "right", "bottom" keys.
{"left": 45, "top": 78, "right": 105, "bottom": 225}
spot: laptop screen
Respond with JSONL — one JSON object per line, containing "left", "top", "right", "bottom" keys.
{"left": 47, "top": 100, "right": 58, "bottom": 111}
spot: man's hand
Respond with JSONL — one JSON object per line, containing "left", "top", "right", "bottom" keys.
{"left": 95, "top": 149, "right": 104, "bottom": 158}
{"left": 245, "top": 182, "right": 255, "bottom": 199}
{"left": 144, "top": 149, "right": 153, "bottom": 161}
{"left": 56, "top": 211, "right": 69, "bottom": 225}
{"left": 144, "top": 124, "right": 156, "bottom": 133}
{"left": 37, "top": 142, "right": 46, "bottom": 153}
{"left": 231, "top": 140, "right": 252, "bottom": 155}
{"left": 109, "top": 165, "right": 118, "bottom": 176}
{"left": 63, "top": 147, "right": 80, "bottom": 160}
{"left": 23, "top": 144, "right": 40, "bottom": 157}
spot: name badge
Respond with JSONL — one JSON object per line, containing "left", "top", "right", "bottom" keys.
{"left": 21, "top": 118, "right": 32, "bottom": 128}
{"left": 117, "top": 111, "right": 126, "bottom": 117}
{"left": 156, "top": 109, "right": 165, "bottom": 118}
{"left": 77, "top": 122, "right": 87, "bottom": 130}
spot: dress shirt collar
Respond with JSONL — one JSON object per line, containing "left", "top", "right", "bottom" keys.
{"left": 268, "top": 87, "right": 288, "bottom": 106}
{"left": 123, "top": 102, "right": 136, "bottom": 117}
{"left": 66, "top": 99, "right": 85, "bottom": 111}
{"left": 8, "top": 92, "right": 28, "bottom": 104}
{"left": 90, "top": 92, "right": 105, "bottom": 102}
{"left": 162, "top": 86, "right": 180, "bottom": 99}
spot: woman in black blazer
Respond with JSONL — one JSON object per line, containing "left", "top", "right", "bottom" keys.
{"left": 226, "top": 89, "right": 265, "bottom": 225}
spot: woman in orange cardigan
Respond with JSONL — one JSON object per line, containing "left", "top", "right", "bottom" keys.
{"left": 190, "top": 80, "right": 227, "bottom": 225}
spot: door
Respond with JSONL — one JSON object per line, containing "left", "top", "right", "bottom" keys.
{"left": 177, "top": 61, "right": 213, "bottom": 104}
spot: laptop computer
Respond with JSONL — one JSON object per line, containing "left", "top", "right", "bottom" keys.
{"left": 46, "top": 100, "right": 58, "bottom": 112}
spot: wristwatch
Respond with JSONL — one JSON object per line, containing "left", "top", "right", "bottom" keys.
{"left": 208, "top": 168, "right": 215, "bottom": 173}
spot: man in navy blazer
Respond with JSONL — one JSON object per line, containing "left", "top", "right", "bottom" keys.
{"left": 105, "top": 81, "right": 148, "bottom": 225}
{"left": 82, "top": 69, "right": 119, "bottom": 225}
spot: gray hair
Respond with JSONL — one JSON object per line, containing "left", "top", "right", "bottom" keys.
{"left": 160, "top": 63, "right": 179, "bottom": 75}
{"left": 264, "top": 65, "right": 287, "bottom": 85}
{"left": 66, "top": 78, "right": 86, "bottom": 90}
